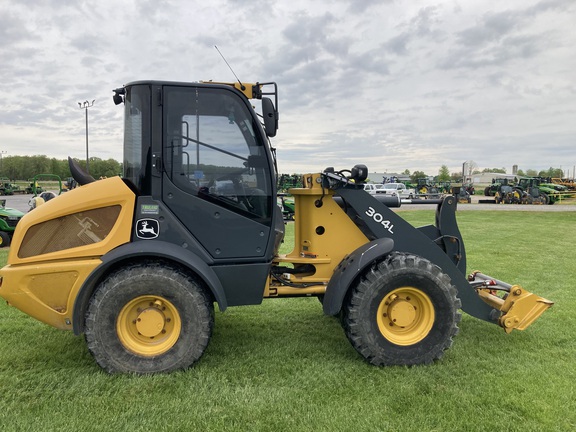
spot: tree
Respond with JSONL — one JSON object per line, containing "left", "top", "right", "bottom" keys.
{"left": 463, "top": 160, "right": 478, "bottom": 179}
{"left": 438, "top": 165, "right": 450, "bottom": 182}
{"left": 402, "top": 169, "right": 410, "bottom": 175}
{"left": 450, "top": 172, "right": 462, "bottom": 181}
{"left": 482, "top": 168, "right": 506, "bottom": 174}
{"left": 0, "top": 155, "right": 122, "bottom": 181}
{"left": 88, "top": 158, "right": 123, "bottom": 178}
{"left": 538, "top": 167, "right": 564, "bottom": 178}
{"left": 410, "top": 171, "right": 428, "bottom": 183}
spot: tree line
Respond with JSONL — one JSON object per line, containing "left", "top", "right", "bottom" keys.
{"left": 2, "top": 155, "right": 566, "bottom": 186}
{"left": 0, "top": 155, "right": 122, "bottom": 181}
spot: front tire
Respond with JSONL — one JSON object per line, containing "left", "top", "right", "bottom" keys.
{"left": 342, "top": 253, "right": 461, "bottom": 366}
{"left": 85, "top": 262, "right": 214, "bottom": 374}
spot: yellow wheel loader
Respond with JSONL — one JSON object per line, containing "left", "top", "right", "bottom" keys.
{"left": 0, "top": 80, "right": 553, "bottom": 373}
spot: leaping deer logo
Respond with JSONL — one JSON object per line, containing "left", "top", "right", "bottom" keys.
{"left": 136, "top": 219, "right": 159, "bottom": 239}
{"left": 139, "top": 221, "right": 157, "bottom": 236}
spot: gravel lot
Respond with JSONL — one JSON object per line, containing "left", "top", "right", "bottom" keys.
{"left": 4, "top": 193, "right": 576, "bottom": 214}
{"left": 2, "top": 194, "right": 33, "bottom": 213}
{"left": 399, "top": 194, "right": 576, "bottom": 212}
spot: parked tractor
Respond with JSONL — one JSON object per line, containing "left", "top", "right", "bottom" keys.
{"left": 484, "top": 177, "right": 512, "bottom": 197}
{"left": 277, "top": 193, "right": 295, "bottom": 220}
{"left": 0, "top": 79, "right": 553, "bottom": 374}
{"left": 0, "top": 178, "right": 16, "bottom": 196}
{"left": 416, "top": 178, "right": 440, "bottom": 198}
{"left": 0, "top": 199, "right": 25, "bottom": 247}
{"left": 493, "top": 179, "right": 521, "bottom": 204}
{"left": 515, "top": 177, "right": 567, "bottom": 205}
{"left": 450, "top": 185, "right": 471, "bottom": 203}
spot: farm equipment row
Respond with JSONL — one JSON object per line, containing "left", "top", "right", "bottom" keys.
{"left": 484, "top": 177, "right": 573, "bottom": 205}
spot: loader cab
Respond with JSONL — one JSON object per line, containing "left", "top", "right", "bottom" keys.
{"left": 120, "top": 81, "right": 282, "bottom": 262}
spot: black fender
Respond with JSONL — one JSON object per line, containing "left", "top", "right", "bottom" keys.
{"left": 72, "top": 240, "right": 227, "bottom": 335}
{"left": 323, "top": 238, "right": 395, "bottom": 316}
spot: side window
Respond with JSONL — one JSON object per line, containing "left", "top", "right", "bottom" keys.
{"left": 163, "top": 86, "right": 271, "bottom": 220}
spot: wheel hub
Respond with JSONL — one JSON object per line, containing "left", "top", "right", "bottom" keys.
{"left": 377, "top": 287, "right": 435, "bottom": 346}
{"left": 135, "top": 307, "right": 165, "bottom": 338}
{"left": 388, "top": 298, "right": 417, "bottom": 327}
{"left": 117, "top": 296, "right": 181, "bottom": 356}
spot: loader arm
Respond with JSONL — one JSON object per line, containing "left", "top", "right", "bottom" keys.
{"left": 331, "top": 181, "right": 495, "bottom": 323}
{"left": 323, "top": 170, "right": 552, "bottom": 331}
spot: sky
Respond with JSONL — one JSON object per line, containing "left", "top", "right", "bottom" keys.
{"left": 1, "top": 0, "right": 575, "bottom": 177}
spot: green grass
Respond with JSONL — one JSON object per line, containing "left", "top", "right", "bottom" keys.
{"left": 0, "top": 210, "right": 574, "bottom": 431}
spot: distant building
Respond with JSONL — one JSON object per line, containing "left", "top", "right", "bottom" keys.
{"left": 465, "top": 172, "right": 519, "bottom": 187}
{"left": 367, "top": 172, "right": 411, "bottom": 184}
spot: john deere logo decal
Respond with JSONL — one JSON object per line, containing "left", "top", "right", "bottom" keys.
{"left": 136, "top": 219, "right": 159, "bottom": 239}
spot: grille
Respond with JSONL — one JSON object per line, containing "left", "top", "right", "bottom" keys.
{"left": 19, "top": 205, "right": 121, "bottom": 258}
{"left": 6, "top": 218, "right": 20, "bottom": 227}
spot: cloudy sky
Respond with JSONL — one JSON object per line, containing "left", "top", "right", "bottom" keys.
{"left": 1, "top": 0, "right": 574, "bottom": 177}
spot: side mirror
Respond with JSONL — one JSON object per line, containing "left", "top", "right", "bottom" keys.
{"left": 112, "top": 87, "right": 125, "bottom": 105}
{"left": 262, "top": 97, "right": 278, "bottom": 138}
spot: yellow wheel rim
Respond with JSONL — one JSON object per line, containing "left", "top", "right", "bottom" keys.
{"left": 117, "top": 296, "right": 181, "bottom": 356}
{"left": 376, "top": 287, "right": 435, "bottom": 346}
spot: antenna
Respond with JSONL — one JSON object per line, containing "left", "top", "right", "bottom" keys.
{"left": 214, "top": 45, "right": 245, "bottom": 90}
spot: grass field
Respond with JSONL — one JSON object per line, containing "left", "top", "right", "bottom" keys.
{"left": 0, "top": 210, "right": 574, "bottom": 431}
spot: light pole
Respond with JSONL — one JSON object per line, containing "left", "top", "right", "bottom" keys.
{"left": 78, "top": 99, "right": 95, "bottom": 174}
{"left": 0, "top": 150, "right": 6, "bottom": 174}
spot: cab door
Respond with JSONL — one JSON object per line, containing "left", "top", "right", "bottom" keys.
{"left": 161, "top": 84, "right": 276, "bottom": 261}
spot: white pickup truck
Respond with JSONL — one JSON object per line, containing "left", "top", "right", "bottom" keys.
{"left": 365, "top": 182, "right": 416, "bottom": 199}
{"left": 363, "top": 183, "right": 386, "bottom": 194}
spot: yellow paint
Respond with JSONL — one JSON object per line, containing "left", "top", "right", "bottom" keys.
{"left": 0, "top": 176, "right": 135, "bottom": 329}
{"left": 272, "top": 173, "right": 368, "bottom": 293}
{"left": 0, "top": 259, "right": 101, "bottom": 329}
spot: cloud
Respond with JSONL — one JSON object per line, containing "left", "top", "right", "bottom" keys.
{"left": 0, "top": 0, "right": 574, "bottom": 177}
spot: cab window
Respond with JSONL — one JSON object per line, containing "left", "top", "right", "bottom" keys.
{"left": 163, "top": 86, "right": 272, "bottom": 220}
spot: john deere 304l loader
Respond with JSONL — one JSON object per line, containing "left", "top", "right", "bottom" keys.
{"left": 0, "top": 80, "right": 553, "bottom": 373}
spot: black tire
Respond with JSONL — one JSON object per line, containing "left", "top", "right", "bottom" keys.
{"left": 85, "top": 262, "right": 214, "bottom": 374}
{"left": 0, "top": 231, "right": 11, "bottom": 248}
{"left": 342, "top": 253, "right": 461, "bottom": 366}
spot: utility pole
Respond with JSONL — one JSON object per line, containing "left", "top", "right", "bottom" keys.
{"left": 78, "top": 100, "right": 95, "bottom": 174}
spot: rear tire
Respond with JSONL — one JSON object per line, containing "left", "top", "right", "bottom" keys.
{"left": 85, "top": 262, "right": 214, "bottom": 374}
{"left": 342, "top": 253, "right": 461, "bottom": 366}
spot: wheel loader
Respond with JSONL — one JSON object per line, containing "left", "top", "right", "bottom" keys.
{"left": 0, "top": 80, "right": 553, "bottom": 373}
